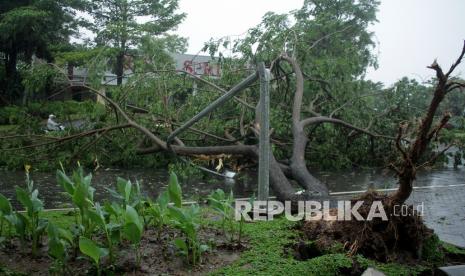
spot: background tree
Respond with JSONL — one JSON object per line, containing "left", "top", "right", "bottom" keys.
{"left": 128, "top": 34, "right": 188, "bottom": 76}
{"left": 204, "top": 0, "right": 384, "bottom": 172}
{"left": 87, "top": 0, "right": 186, "bottom": 85}
{"left": 0, "top": 0, "right": 87, "bottom": 103}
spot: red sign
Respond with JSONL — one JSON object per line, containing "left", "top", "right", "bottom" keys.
{"left": 183, "top": 60, "right": 220, "bottom": 77}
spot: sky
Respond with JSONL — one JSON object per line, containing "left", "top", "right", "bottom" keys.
{"left": 175, "top": 0, "right": 465, "bottom": 86}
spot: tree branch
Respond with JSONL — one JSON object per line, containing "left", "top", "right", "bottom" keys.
{"left": 301, "top": 116, "right": 395, "bottom": 140}
{"left": 2, "top": 124, "right": 132, "bottom": 151}
{"left": 445, "top": 40, "right": 465, "bottom": 78}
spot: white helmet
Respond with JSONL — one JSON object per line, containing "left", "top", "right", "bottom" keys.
{"left": 49, "top": 114, "right": 56, "bottom": 119}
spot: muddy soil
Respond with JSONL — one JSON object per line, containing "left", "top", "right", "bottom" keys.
{"left": 0, "top": 226, "right": 244, "bottom": 275}
{"left": 300, "top": 191, "right": 433, "bottom": 262}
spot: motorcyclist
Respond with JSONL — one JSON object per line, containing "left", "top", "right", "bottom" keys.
{"left": 47, "top": 114, "right": 65, "bottom": 131}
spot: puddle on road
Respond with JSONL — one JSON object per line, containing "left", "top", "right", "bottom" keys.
{"left": 0, "top": 165, "right": 463, "bottom": 209}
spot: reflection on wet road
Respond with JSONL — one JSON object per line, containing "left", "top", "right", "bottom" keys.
{"left": 0, "top": 166, "right": 463, "bottom": 209}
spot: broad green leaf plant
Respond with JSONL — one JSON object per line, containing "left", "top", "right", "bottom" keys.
{"left": 167, "top": 172, "right": 208, "bottom": 265}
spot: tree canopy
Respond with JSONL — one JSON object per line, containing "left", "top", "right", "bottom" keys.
{"left": 86, "top": 0, "right": 186, "bottom": 85}
{"left": 0, "top": 0, "right": 86, "bottom": 102}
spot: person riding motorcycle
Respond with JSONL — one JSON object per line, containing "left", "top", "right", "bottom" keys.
{"left": 47, "top": 114, "right": 65, "bottom": 131}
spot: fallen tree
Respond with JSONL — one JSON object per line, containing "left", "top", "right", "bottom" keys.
{"left": 301, "top": 41, "right": 465, "bottom": 262}
{"left": 389, "top": 41, "right": 465, "bottom": 205}
{"left": 3, "top": 42, "right": 463, "bottom": 207}
{"left": 5, "top": 53, "right": 398, "bottom": 202}
{"left": 1, "top": 0, "right": 394, "bottom": 199}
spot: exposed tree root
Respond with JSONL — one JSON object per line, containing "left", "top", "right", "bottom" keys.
{"left": 300, "top": 191, "right": 433, "bottom": 262}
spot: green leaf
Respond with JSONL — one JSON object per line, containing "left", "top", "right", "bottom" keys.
{"left": 123, "top": 205, "right": 143, "bottom": 244}
{"left": 31, "top": 197, "right": 44, "bottom": 213}
{"left": 47, "top": 222, "right": 60, "bottom": 239}
{"left": 72, "top": 183, "right": 89, "bottom": 209}
{"left": 168, "top": 205, "right": 197, "bottom": 238}
{"left": 36, "top": 218, "right": 48, "bottom": 233}
{"left": 104, "top": 201, "right": 123, "bottom": 220}
{"left": 174, "top": 238, "right": 188, "bottom": 255}
{"left": 56, "top": 170, "right": 75, "bottom": 195}
{"left": 124, "top": 205, "right": 142, "bottom": 232}
{"left": 0, "top": 193, "right": 12, "bottom": 215}
{"left": 133, "top": 181, "right": 141, "bottom": 198}
{"left": 15, "top": 186, "right": 33, "bottom": 212}
{"left": 208, "top": 197, "right": 223, "bottom": 213}
{"left": 168, "top": 206, "right": 186, "bottom": 224}
{"left": 111, "top": 231, "right": 121, "bottom": 245}
{"left": 4, "top": 214, "right": 18, "bottom": 228}
{"left": 31, "top": 189, "right": 39, "bottom": 200}
{"left": 87, "top": 186, "right": 95, "bottom": 202}
{"left": 116, "top": 177, "right": 127, "bottom": 196}
{"left": 124, "top": 180, "right": 132, "bottom": 204}
{"left": 105, "top": 187, "right": 124, "bottom": 201}
{"left": 199, "top": 244, "right": 209, "bottom": 253}
{"left": 49, "top": 236, "right": 65, "bottom": 260}
{"left": 58, "top": 228, "right": 74, "bottom": 244}
{"left": 88, "top": 207, "right": 105, "bottom": 228}
{"left": 123, "top": 222, "right": 142, "bottom": 244}
{"left": 109, "top": 225, "right": 121, "bottom": 244}
{"left": 157, "top": 191, "right": 169, "bottom": 209}
{"left": 79, "top": 237, "right": 108, "bottom": 265}
{"left": 47, "top": 223, "right": 66, "bottom": 260}
{"left": 211, "top": 189, "right": 225, "bottom": 200}
{"left": 168, "top": 172, "right": 182, "bottom": 207}
{"left": 83, "top": 174, "right": 93, "bottom": 187}
{"left": 9, "top": 213, "right": 27, "bottom": 238}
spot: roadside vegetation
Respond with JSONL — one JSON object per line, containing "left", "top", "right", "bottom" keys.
{"left": 1, "top": 168, "right": 464, "bottom": 275}
{"left": 1, "top": 0, "right": 465, "bottom": 275}
{"left": 1, "top": 0, "right": 464, "bottom": 175}
{"left": 0, "top": 168, "right": 243, "bottom": 274}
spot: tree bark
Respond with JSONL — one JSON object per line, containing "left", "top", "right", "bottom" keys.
{"left": 5, "top": 50, "right": 17, "bottom": 79}
{"left": 389, "top": 41, "right": 465, "bottom": 205}
{"left": 278, "top": 55, "right": 330, "bottom": 195}
{"left": 116, "top": 51, "right": 125, "bottom": 86}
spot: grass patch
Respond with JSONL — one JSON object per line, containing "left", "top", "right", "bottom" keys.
{"left": 0, "top": 124, "right": 18, "bottom": 134}
{"left": 422, "top": 234, "right": 445, "bottom": 265}
{"left": 42, "top": 210, "right": 76, "bottom": 229}
{"left": 0, "top": 210, "right": 75, "bottom": 237}
{"left": 355, "top": 256, "right": 429, "bottom": 276}
{"left": 442, "top": 241, "right": 465, "bottom": 255}
{"left": 0, "top": 210, "right": 448, "bottom": 275}
{"left": 210, "top": 217, "right": 429, "bottom": 276}
{"left": 0, "top": 266, "right": 23, "bottom": 276}
{"left": 452, "top": 132, "right": 465, "bottom": 139}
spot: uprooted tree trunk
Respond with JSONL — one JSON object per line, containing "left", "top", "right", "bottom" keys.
{"left": 301, "top": 41, "right": 465, "bottom": 262}
{"left": 389, "top": 40, "right": 465, "bottom": 205}
{"left": 279, "top": 55, "right": 395, "bottom": 197}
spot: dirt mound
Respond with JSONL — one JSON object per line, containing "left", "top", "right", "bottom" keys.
{"left": 300, "top": 191, "right": 433, "bottom": 262}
